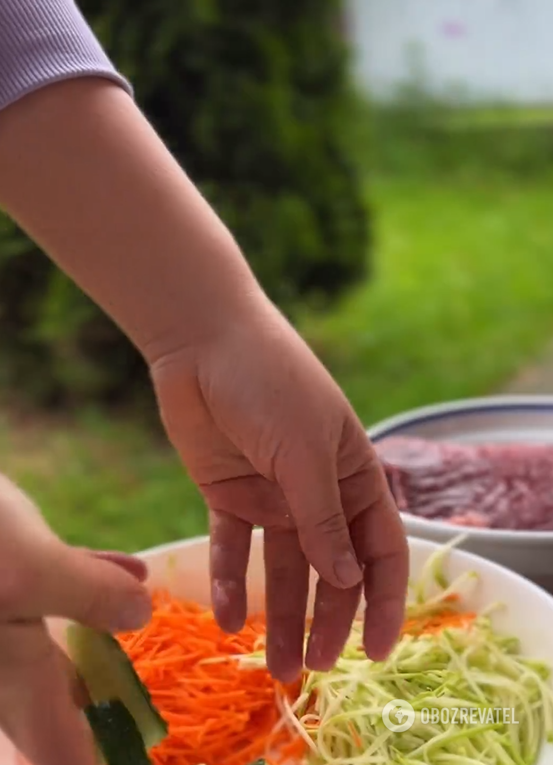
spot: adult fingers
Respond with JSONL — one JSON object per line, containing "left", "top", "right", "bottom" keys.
{"left": 209, "top": 509, "right": 252, "bottom": 633}
{"left": 263, "top": 528, "right": 309, "bottom": 682}
{"left": 0, "top": 622, "right": 97, "bottom": 765}
{"left": 277, "top": 447, "right": 362, "bottom": 590}
{"left": 4, "top": 544, "right": 151, "bottom": 633}
{"left": 349, "top": 488, "right": 409, "bottom": 661}
{"left": 305, "top": 578, "right": 362, "bottom": 672}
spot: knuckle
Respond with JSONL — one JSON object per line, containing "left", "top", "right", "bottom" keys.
{"left": 306, "top": 511, "right": 348, "bottom": 537}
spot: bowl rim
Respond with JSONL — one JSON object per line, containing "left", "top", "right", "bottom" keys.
{"left": 367, "top": 395, "right": 553, "bottom": 543}
{"left": 136, "top": 531, "right": 553, "bottom": 605}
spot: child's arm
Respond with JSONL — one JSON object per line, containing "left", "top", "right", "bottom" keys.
{"left": 0, "top": 471, "right": 151, "bottom": 765}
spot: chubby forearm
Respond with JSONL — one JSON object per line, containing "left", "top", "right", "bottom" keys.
{"left": 0, "top": 77, "right": 264, "bottom": 363}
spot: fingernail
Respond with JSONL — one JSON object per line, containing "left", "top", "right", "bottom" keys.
{"left": 92, "top": 551, "right": 148, "bottom": 582}
{"left": 334, "top": 551, "right": 362, "bottom": 588}
{"left": 112, "top": 592, "right": 152, "bottom": 632}
{"left": 268, "top": 657, "right": 303, "bottom": 684}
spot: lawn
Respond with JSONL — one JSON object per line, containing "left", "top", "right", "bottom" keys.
{"left": 4, "top": 170, "right": 553, "bottom": 552}
{"left": 302, "top": 172, "right": 553, "bottom": 423}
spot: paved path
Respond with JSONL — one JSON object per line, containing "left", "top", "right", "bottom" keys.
{"left": 504, "top": 339, "right": 553, "bottom": 395}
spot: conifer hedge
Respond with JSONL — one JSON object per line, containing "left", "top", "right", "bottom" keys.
{"left": 0, "top": 0, "right": 370, "bottom": 404}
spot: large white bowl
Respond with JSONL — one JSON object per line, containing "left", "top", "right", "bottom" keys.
{"left": 368, "top": 395, "right": 553, "bottom": 591}
{"left": 5, "top": 533, "right": 553, "bottom": 765}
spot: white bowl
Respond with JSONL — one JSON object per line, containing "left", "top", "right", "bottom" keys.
{"left": 5, "top": 532, "right": 553, "bottom": 765}
{"left": 367, "top": 395, "right": 553, "bottom": 590}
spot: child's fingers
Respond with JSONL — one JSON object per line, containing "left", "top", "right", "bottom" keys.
{"left": 85, "top": 550, "right": 148, "bottom": 582}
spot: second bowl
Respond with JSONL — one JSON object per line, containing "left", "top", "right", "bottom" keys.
{"left": 367, "top": 395, "right": 553, "bottom": 590}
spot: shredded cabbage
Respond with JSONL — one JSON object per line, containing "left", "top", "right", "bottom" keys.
{"left": 238, "top": 539, "right": 553, "bottom": 765}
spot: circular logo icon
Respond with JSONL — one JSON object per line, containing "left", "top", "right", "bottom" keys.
{"left": 382, "top": 699, "right": 415, "bottom": 732}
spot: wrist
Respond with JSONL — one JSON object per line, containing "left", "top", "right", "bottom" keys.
{"left": 145, "top": 288, "right": 275, "bottom": 377}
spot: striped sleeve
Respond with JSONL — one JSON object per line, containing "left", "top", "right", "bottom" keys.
{"left": 0, "top": 0, "right": 132, "bottom": 112}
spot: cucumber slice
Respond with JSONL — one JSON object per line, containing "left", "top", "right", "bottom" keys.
{"left": 85, "top": 700, "right": 151, "bottom": 765}
{"left": 67, "top": 624, "right": 168, "bottom": 750}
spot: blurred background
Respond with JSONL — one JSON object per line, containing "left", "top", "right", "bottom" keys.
{"left": 2, "top": 0, "right": 553, "bottom": 552}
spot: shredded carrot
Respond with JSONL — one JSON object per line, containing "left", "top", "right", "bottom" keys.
{"left": 348, "top": 721, "right": 362, "bottom": 749}
{"left": 118, "top": 591, "right": 306, "bottom": 765}
{"left": 117, "top": 590, "right": 476, "bottom": 765}
{"left": 402, "top": 607, "right": 477, "bottom": 637}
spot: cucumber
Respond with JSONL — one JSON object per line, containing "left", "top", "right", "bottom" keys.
{"left": 67, "top": 624, "right": 168, "bottom": 751}
{"left": 85, "top": 701, "right": 151, "bottom": 765}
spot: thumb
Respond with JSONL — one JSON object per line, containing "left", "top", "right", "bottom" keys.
{"left": 23, "top": 544, "right": 152, "bottom": 632}
{"left": 278, "top": 447, "right": 362, "bottom": 589}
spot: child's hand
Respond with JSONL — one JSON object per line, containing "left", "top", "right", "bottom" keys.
{"left": 0, "top": 475, "right": 151, "bottom": 765}
{"left": 152, "top": 301, "right": 409, "bottom": 683}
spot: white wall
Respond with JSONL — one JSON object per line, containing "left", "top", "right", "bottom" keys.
{"left": 348, "top": 0, "right": 553, "bottom": 104}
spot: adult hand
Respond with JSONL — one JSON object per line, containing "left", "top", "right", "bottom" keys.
{"left": 0, "top": 475, "right": 151, "bottom": 765}
{"left": 0, "top": 76, "right": 407, "bottom": 683}
{"left": 152, "top": 300, "right": 409, "bottom": 682}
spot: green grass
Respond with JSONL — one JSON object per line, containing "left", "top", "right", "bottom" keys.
{"left": 0, "top": 409, "right": 207, "bottom": 552}
{"left": 444, "top": 106, "right": 553, "bottom": 129}
{"left": 302, "top": 172, "right": 553, "bottom": 424}
{"left": 4, "top": 170, "right": 553, "bottom": 552}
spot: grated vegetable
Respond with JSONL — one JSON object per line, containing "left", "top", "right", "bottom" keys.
{"left": 238, "top": 538, "right": 553, "bottom": 765}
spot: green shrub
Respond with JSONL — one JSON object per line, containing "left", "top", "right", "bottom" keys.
{"left": 0, "top": 0, "right": 369, "bottom": 405}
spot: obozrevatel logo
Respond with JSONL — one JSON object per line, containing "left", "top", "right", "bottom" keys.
{"left": 381, "top": 699, "right": 416, "bottom": 732}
